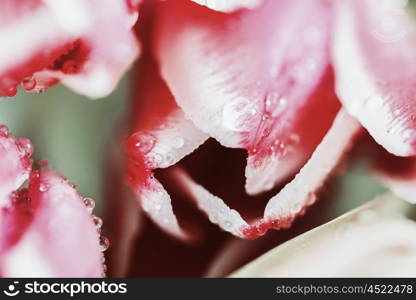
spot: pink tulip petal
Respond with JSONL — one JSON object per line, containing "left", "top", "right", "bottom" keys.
{"left": 262, "top": 110, "right": 361, "bottom": 231}
{"left": 0, "top": 170, "right": 103, "bottom": 277}
{"left": 191, "top": 0, "right": 262, "bottom": 12}
{"left": 0, "top": 126, "right": 32, "bottom": 205}
{"left": 166, "top": 110, "right": 361, "bottom": 239}
{"left": 332, "top": 0, "right": 416, "bottom": 156}
{"left": 126, "top": 60, "right": 208, "bottom": 239}
{"left": 155, "top": 0, "right": 337, "bottom": 194}
{"left": 0, "top": 0, "right": 139, "bottom": 98}
{"left": 245, "top": 73, "right": 340, "bottom": 194}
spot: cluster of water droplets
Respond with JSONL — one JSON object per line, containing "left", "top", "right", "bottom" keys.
{"left": 82, "top": 196, "right": 110, "bottom": 277}
{"left": 0, "top": 125, "right": 34, "bottom": 159}
{"left": 127, "top": 130, "right": 186, "bottom": 168}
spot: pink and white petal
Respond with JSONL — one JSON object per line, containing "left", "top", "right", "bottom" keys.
{"left": 155, "top": 0, "right": 336, "bottom": 193}
{"left": 126, "top": 60, "right": 208, "bottom": 239}
{"left": 0, "top": 126, "right": 32, "bottom": 205}
{"left": 0, "top": 0, "right": 139, "bottom": 98}
{"left": 191, "top": 0, "right": 262, "bottom": 12}
{"left": 0, "top": 170, "right": 103, "bottom": 277}
{"left": 262, "top": 110, "right": 361, "bottom": 231}
{"left": 167, "top": 110, "right": 361, "bottom": 239}
{"left": 332, "top": 0, "right": 416, "bottom": 156}
{"left": 173, "top": 168, "right": 249, "bottom": 238}
{"left": 245, "top": 73, "right": 340, "bottom": 194}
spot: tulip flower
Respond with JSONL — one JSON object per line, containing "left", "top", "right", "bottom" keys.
{"left": 1, "top": 0, "right": 416, "bottom": 278}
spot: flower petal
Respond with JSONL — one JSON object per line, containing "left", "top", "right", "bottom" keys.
{"left": 126, "top": 59, "right": 208, "bottom": 239}
{"left": 0, "top": 0, "right": 139, "bottom": 98}
{"left": 165, "top": 110, "right": 361, "bottom": 239}
{"left": 0, "top": 170, "right": 103, "bottom": 277}
{"left": 332, "top": 0, "right": 416, "bottom": 156}
{"left": 191, "top": 0, "right": 262, "bottom": 12}
{"left": 0, "top": 126, "right": 32, "bottom": 205}
{"left": 231, "top": 193, "right": 416, "bottom": 277}
{"left": 155, "top": 0, "right": 337, "bottom": 194}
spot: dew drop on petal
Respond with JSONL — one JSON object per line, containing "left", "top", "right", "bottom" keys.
{"left": 172, "top": 136, "right": 185, "bottom": 148}
{"left": 223, "top": 220, "right": 233, "bottom": 231}
{"left": 39, "top": 183, "right": 48, "bottom": 192}
{"left": 127, "top": 132, "right": 156, "bottom": 156}
{"left": 289, "top": 133, "right": 300, "bottom": 144}
{"left": 16, "top": 138, "right": 33, "bottom": 157}
{"left": 164, "top": 154, "right": 174, "bottom": 165}
{"left": 222, "top": 97, "right": 258, "bottom": 132}
{"left": 83, "top": 197, "right": 95, "bottom": 213}
{"left": 22, "top": 77, "right": 37, "bottom": 91}
{"left": 5, "top": 86, "right": 17, "bottom": 97}
{"left": 92, "top": 215, "right": 103, "bottom": 229}
{"left": 99, "top": 236, "right": 110, "bottom": 252}
{"left": 0, "top": 125, "right": 9, "bottom": 138}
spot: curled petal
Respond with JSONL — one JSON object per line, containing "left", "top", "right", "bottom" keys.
{"left": 263, "top": 110, "right": 360, "bottom": 227}
{"left": 232, "top": 194, "right": 416, "bottom": 277}
{"left": 155, "top": 0, "right": 337, "bottom": 194}
{"left": 159, "top": 110, "right": 361, "bottom": 239}
{"left": 126, "top": 60, "right": 208, "bottom": 239}
{"left": 0, "top": 0, "right": 139, "bottom": 98}
{"left": 0, "top": 170, "right": 103, "bottom": 277}
{"left": 191, "top": 0, "right": 262, "bottom": 12}
{"left": 0, "top": 126, "right": 32, "bottom": 205}
{"left": 332, "top": 0, "right": 416, "bottom": 156}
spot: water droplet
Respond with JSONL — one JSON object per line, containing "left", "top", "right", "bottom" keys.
{"left": 261, "top": 113, "right": 270, "bottom": 121}
{"left": 289, "top": 133, "right": 300, "bottom": 144}
{"left": 99, "top": 236, "right": 110, "bottom": 252}
{"left": 223, "top": 221, "right": 232, "bottom": 230}
{"left": 402, "top": 129, "right": 413, "bottom": 140}
{"left": 279, "top": 97, "right": 287, "bottom": 106}
{"left": 100, "top": 255, "right": 106, "bottom": 263}
{"left": 93, "top": 215, "right": 103, "bottom": 229}
{"left": 222, "top": 97, "right": 258, "bottom": 132}
{"left": 164, "top": 154, "right": 174, "bottom": 165}
{"left": 39, "top": 183, "right": 48, "bottom": 192}
{"left": 393, "top": 108, "right": 402, "bottom": 116}
{"left": 155, "top": 204, "right": 161, "bottom": 211}
{"left": 209, "top": 214, "right": 218, "bottom": 223}
{"left": 0, "top": 125, "right": 9, "bottom": 138}
{"left": 127, "top": 132, "right": 156, "bottom": 156}
{"left": 16, "top": 138, "right": 33, "bottom": 157}
{"left": 172, "top": 136, "right": 185, "bottom": 148}
{"left": 5, "top": 86, "right": 17, "bottom": 97}
{"left": 265, "top": 91, "right": 280, "bottom": 108}
{"left": 149, "top": 153, "right": 163, "bottom": 165}
{"left": 22, "top": 77, "right": 36, "bottom": 91}
{"left": 83, "top": 197, "right": 95, "bottom": 213}
{"left": 293, "top": 202, "right": 302, "bottom": 213}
